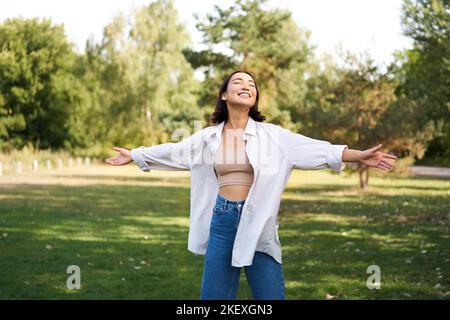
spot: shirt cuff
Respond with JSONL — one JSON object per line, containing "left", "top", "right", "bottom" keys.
{"left": 327, "top": 144, "right": 348, "bottom": 172}
{"left": 131, "top": 147, "right": 151, "bottom": 172}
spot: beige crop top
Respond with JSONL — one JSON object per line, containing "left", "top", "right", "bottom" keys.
{"left": 214, "top": 136, "right": 254, "bottom": 187}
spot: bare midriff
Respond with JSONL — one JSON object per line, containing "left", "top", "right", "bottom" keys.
{"left": 215, "top": 127, "right": 254, "bottom": 201}
{"left": 219, "top": 185, "right": 251, "bottom": 201}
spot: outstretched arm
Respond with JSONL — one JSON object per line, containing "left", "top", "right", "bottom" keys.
{"left": 105, "top": 130, "right": 202, "bottom": 171}
{"left": 278, "top": 126, "right": 397, "bottom": 172}
{"left": 105, "top": 143, "right": 191, "bottom": 172}
{"left": 343, "top": 144, "right": 397, "bottom": 171}
{"left": 278, "top": 127, "right": 348, "bottom": 172}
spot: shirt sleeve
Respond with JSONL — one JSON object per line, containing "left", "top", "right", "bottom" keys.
{"left": 130, "top": 132, "right": 199, "bottom": 172}
{"left": 278, "top": 127, "right": 348, "bottom": 172}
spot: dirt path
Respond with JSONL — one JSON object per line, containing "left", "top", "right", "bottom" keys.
{"left": 408, "top": 166, "right": 450, "bottom": 178}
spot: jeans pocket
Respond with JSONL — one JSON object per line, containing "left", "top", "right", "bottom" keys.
{"left": 212, "top": 205, "right": 224, "bottom": 216}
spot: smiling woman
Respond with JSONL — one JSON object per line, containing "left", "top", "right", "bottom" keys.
{"left": 105, "top": 70, "right": 397, "bottom": 300}
{"left": 211, "top": 71, "right": 264, "bottom": 202}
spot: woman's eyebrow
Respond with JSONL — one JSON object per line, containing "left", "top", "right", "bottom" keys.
{"left": 232, "top": 77, "right": 255, "bottom": 83}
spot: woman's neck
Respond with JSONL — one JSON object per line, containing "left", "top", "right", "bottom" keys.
{"left": 225, "top": 109, "right": 249, "bottom": 130}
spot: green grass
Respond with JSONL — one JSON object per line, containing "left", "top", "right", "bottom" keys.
{"left": 0, "top": 166, "right": 449, "bottom": 299}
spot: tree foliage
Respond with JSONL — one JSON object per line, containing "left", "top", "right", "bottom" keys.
{"left": 187, "top": 0, "right": 313, "bottom": 128}
{"left": 398, "top": 0, "right": 450, "bottom": 164}
{"left": 76, "top": 0, "right": 201, "bottom": 155}
{"left": 0, "top": 18, "right": 83, "bottom": 151}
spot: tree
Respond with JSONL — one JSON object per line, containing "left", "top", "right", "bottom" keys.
{"left": 77, "top": 0, "right": 201, "bottom": 155}
{"left": 0, "top": 18, "right": 83, "bottom": 151}
{"left": 297, "top": 52, "right": 429, "bottom": 189}
{"left": 398, "top": 0, "right": 450, "bottom": 165}
{"left": 186, "top": 0, "right": 314, "bottom": 129}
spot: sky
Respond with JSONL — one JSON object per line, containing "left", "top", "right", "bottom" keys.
{"left": 0, "top": 0, "right": 412, "bottom": 68}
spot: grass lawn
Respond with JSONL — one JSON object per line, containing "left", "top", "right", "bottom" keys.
{"left": 0, "top": 165, "right": 449, "bottom": 299}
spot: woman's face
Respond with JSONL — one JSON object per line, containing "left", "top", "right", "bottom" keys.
{"left": 221, "top": 72, "right": 257, "bottom": 108}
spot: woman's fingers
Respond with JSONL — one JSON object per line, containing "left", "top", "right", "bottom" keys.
{"left": 370, "top": 144, "right": 383, "bottom": 153}
{"left": 385, "top": 158, "right": 397, "bottom": 167}
{"left": 378, "top": 160, "right": 392, "bottom": 170}
{"left": 382, "top": 152, "right": 397, "bottom": 159}
{"left": 105, "top": 157, "right": 121, "bottom": 165}
{"left": 106, "top": 147, "right": 130, "bottom": 166}
{"left": 377, "top": 163, "right": 390, "bottom": 170}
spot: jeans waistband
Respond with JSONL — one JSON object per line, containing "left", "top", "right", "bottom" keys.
{"left": 216, "top": 193, "right": 245, "bottom": 210}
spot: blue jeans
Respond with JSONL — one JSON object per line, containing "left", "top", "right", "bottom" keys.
{"left": 200, "top": 193, "right": 285, "bottom": 300}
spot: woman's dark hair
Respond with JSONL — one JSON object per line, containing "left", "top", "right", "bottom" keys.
{"left": 210, "top": 70, "right": 266, "bottom": 124}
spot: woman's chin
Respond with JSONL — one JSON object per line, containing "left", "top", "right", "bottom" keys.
{"left": 229, "top": 101, "right": 254, "bottom": 109}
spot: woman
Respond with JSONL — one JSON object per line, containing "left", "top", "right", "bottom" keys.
{"left": 105, "top": 70, "right": 397, "bottom": 300}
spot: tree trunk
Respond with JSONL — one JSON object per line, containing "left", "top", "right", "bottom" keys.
{"left": 359, "top": 167, "right": 369, "bottom": 190}
{"left": 365, "top": 168, "right": 369, "bottom": 186}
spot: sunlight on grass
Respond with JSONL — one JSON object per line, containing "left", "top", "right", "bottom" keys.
{"left": 0, "top": 165, "right": 448, "bottom": 299}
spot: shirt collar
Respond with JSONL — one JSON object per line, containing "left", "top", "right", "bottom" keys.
{"left": 210, "top": 117, "right": 257, "bottom": 139}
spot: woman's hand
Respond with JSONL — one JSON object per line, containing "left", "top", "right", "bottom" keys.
{"left": 360, "top": 144, "right": 397, "bottom": 171}
{"left": 105, "top": 147, "right": 132, "bottom": 166}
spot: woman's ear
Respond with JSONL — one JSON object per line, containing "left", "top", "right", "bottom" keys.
{"left": 221, "top": 93, "right": 227, "bottom": 101}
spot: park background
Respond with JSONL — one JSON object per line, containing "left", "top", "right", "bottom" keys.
{"left": 0, "top": 0, "right": 449, "bottom": 299}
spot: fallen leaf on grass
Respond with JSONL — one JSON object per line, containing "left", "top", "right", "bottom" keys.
{"left": 325, "top": 293, "right": 335, "bottom": 300}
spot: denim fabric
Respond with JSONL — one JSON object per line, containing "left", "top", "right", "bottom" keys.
{"left": 200, "top": 193, "right": 285, "bottom": 300}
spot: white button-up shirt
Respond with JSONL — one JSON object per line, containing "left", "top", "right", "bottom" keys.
{"left": 131, "top": 117, "right": 348, "bottom": 267}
